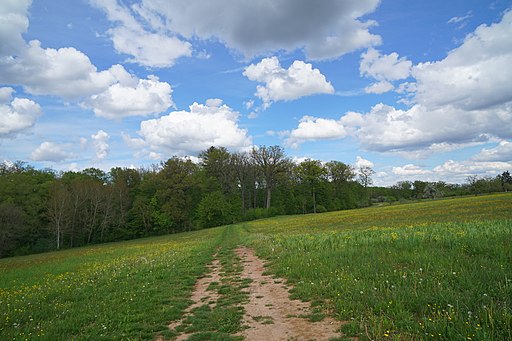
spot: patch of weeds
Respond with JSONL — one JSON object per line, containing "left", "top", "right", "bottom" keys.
{"left": 340, "top": 321, "right": 361, "bottom": 337}
{"left": 207, "top": 281, "right": 219, "bottom": 291}
{"left": 187, "top": 331, "right": 243, "bottom": 340}
{"left": 308, "top": 312, "right": 326, "bottom": 322}
{"left": 252, "top": 315, "right": 274, "bottom": 324}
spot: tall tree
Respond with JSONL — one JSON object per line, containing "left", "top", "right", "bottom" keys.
{"left": 358, "top": 165, "right": 375, "bottom": 188}
{"left": 296, "top": 159, "right": 327, "bottom": 213}
{"left": 199, "top": 146, "right": 235, "bottom": 194}
{"left": 231, "top": 152, "right": 253, "bottom": 214}
{"left": 251, "top": 145, "right": 289, "bottom": 209}
{"left": 47, "top": 180, "right": 70, "bottom": 249}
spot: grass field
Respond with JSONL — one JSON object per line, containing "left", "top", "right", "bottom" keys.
{"left": 1, "top": 193, "right": 511, "bottom": 340}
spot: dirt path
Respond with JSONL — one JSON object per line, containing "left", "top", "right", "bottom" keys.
{"left": 163, "top": 247, "right": 348, "bottom": 340}
{"left": 235, "top": 246, "right": 344, "bottom": 341}
{"left": 167, "top": 257, "right": 222, "bottom": 340}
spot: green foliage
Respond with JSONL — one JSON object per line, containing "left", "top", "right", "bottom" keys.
{"left": 197, "top": 191, "right": 234, "bottom": 228}
{"left": 0, "top": 152, "right": 509, "bottom": 258}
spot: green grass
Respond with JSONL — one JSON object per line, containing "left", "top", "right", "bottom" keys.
{"left": 0, "top": 193, "right": 511, "bottom": 340}
{"left": 243, "top": 193, "right": 512, "bottom": 340}
{"left": 0, "top": 229, "right": 224, "bottom": 340}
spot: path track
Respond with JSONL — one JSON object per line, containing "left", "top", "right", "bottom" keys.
{"left": 165, "top": 246, "right": 348, "bottom": 340}
{"left": 235, "top": 246, "right": 343, "bottom": 341}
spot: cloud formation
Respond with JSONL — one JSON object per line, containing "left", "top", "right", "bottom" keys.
{"left": 91, "top": 130, "right": 110, "bottom": 160}
{"left": 87, "top": 75, "right": 173, "bottom": 119}
{"left": 137, "top": 0, "right": 381, "bottom": 60}
{"left": 473, "top": 140, "right": 512, "bottom": 162}
{"left": 360, "top": 48, "right": 412, "bottom": 94}
{"left": 285, "top": 116, "right": 347, "bottom": 148}
{"left": 137, "top": 100, "right": 252, "bottom": 156}
{"left": 0, "top": 1, "right": 173, "bottom": 118}
{"left": 0, "top": 87, "right": 41, "bottom": 137}
{"left": 30, "top": 142, "right": 74, "bottom": 162}
{"left": 244, "top": 57, "right": 334, "bottom": 108}
{"left": 90, "top": 0, "right": 192, "bottom": 68}
{"left": 283, "top": 11, "right": 512, "bottom": 155}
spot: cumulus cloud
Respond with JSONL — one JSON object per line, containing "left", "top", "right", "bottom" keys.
{"left": 473, "top": 140, "right": 512, "bottom": 162}
{"left": 30, "top": 142, "right": 74, "bottom": 162}
{"left": 137, "top": 100, "right": 252, "bottom": 155}
{"left": 244, "top": 57, "right": 334, "bottom": 108}
{"left": 285, "top": 116, "right": 347, "bottom": 148}
{"left": 91, "top": 130, "right": 110, "bottom": 160}
{"left": 90, "top": 0, "right": 191, "bottom": 68}
{"left": 0, "top": 2, "right": 174, "bottom": 118}
{"left": 355, "top": 156, "right": 374, "bottom": 169}
{"left": 0, "top": 0, "right": 30, "bottom": 56}
{"left": 360, "top": 48, "right": 412, "bottom": 94}
{"left": 138, "top": 0, "right": 381, "bottom": 60}
{"left": 360, "top": 48, "right": 412, "bottom": 81}
{"left": 341, "top": 103, "right": 512, "bottom": 153}
{"left": 392, "top": 164, "right": 432, "bottom": 176}
{"left": 433, "top": 159, "right": 511, "bottom": 177}
{"left": 0, "top": 87, "right": 41, "bottom": 137}
{"left": 412, "top": 11, "right": 512, "bottom": 110}
{"left": 87, "top": 75, "right": 173, "bottom": 119}
{"left": 364, "top": 81, "right": 394, "bottom": 94}
{"left": 294, "top": 12, "right": 512, "bottom": 156}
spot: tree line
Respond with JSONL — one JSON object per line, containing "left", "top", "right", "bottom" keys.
{"left": 1, "top": 145, "right": 511, "bottom": 258}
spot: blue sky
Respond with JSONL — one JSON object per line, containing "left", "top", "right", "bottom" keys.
{"left": 1, "top": 0, "right": 511, "bottom": 185}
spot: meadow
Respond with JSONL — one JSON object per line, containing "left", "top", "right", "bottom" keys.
{"left": 1, "top": 193, "right": 511, "bottom": 340}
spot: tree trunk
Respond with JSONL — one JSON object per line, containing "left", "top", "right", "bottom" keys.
{"left": 313, "top": 189, "right": 316, "bottom": 214}
{"left": 266, "top": 186, "right": 272, "bottom": 209}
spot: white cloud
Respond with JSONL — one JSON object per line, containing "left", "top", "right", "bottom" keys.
{"left": 87, "top": 75, "right": 173, "bottom": 119}
{"left": 447, "top": 11, "right": 473, "bottom": 28}
{"left": 148, "top": 151, "right": 162, "bottom": 160}
{"left": 360, "top": 48, "right": 412, "bottom": 81}
{"left": 346, "top": 12, "right": 512, "bottom": 154}
{"left": 285, "top": 116, "right": 347, "bottom": 148}
{"left": 1, "top": 2, "right": 174, "bottom": 119}
{"left": 341, "top": 103, "right": 512, "bottom": 153}
{"left": 364, "top": 81, "right": 394, "bottom": 94}
{"left": 138, "top": 0, "right": 381, "bottom": 60}
{"left": 473, "top": 140, "right": 512, "bottom": 162}
{"left": 413, "top": 11, "right": 512, "bottom": 111}
{"left": 90, "top": 0, "right": 191, "bottom": 68}
{"left": 0, "top": 0, "right": 30, "bottom": 56}
{"left": 30, "top": 141, "right": 74, "bottom": 162}
{"left": 392, "top": 164, "right": 432, "bottom": 176}
{"left": 122, "top": 132, "right": 147, "bottom": 149}
{"left": 355, "top": 156, "right": 374, "bottom": 169}
{"left": 0, "top": 88, "right": 41, "bottom": 137}
{"left": 91, "top": 130, "right": 110, "bottom": 160}
{"left": 360, "top": 48, "right": 412, "bottom": 94}
{"left": 244, "top": 57, "right": 334, "bottom": 108}
{"left": 433, "top": 159, "right": 511, "bottom": 178}
{"left": 137, "top": 100, "right": 252, "bottom": 155}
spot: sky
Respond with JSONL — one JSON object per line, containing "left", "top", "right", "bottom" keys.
{"left": 1, "top": 0, "right": 511, "bottom": 186}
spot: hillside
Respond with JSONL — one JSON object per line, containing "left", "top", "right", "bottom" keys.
{"left": 1, "top": 194, "right": 511, "bottom": 340}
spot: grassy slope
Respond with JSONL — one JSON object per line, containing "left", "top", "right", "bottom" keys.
{"left": 244, "top": 193, "right": 512, "bottom": 340}
{"left": 0, "top": 193, "right": 511, "bottom": 340}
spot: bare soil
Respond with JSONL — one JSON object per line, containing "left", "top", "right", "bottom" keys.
{"left": 235, "top": 246, "right": 344, "bottom": 341}
{"left": 163, "top": 248, "right": 349, "bottom": 340}
{"left": 167, "top": 257, "right": 222, "bottom": 340}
